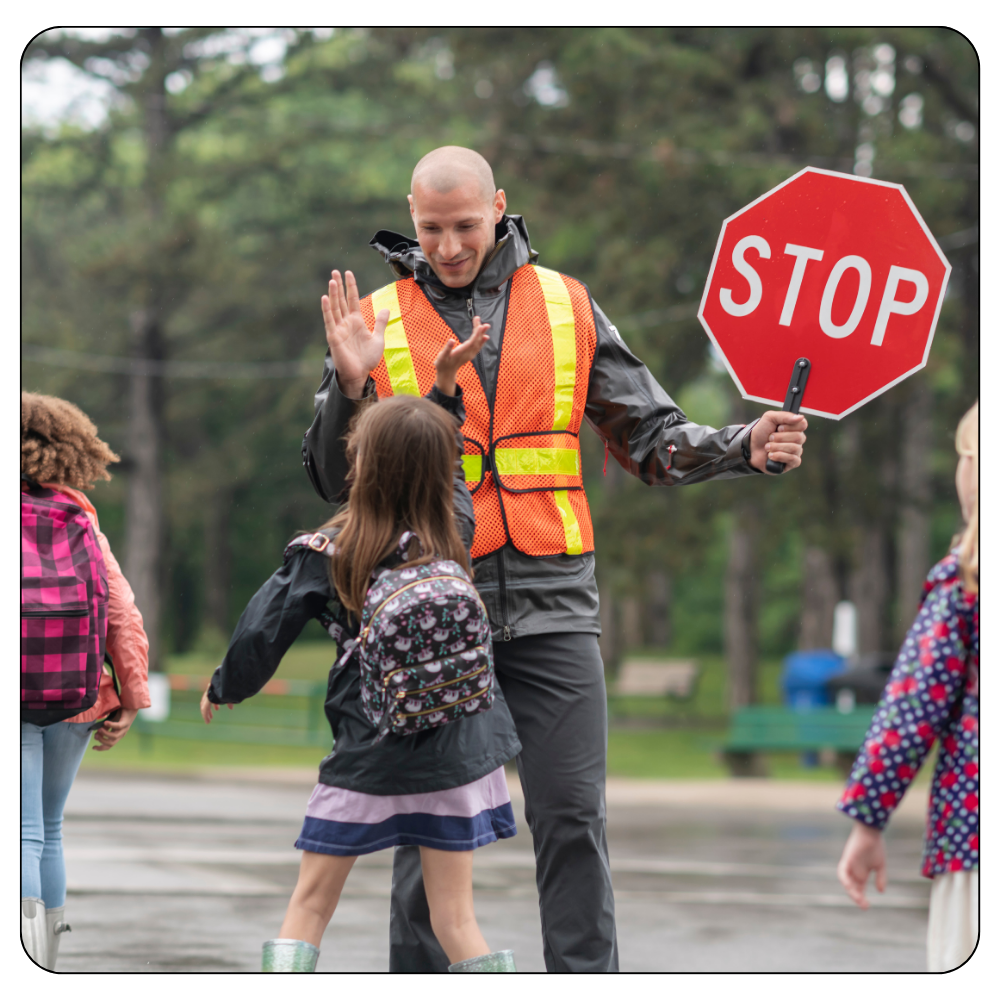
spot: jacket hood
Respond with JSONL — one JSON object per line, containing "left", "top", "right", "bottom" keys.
{"left": 369, "top": 215, "right": 538, "bottom": 296}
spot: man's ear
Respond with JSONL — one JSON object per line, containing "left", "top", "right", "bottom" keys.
{"left": 408, "top": 194, "right": 416, "bottom": 225}
{"left": 494, "top": 189, "right": 506, "bottom": 223}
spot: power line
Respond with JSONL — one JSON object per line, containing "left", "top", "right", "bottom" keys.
{"left": 22, "top": 345, "right": 315, "bottom": 379}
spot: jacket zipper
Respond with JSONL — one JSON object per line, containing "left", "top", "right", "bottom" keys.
{"left": 396, "top": 687, "right": 488, "bottom": 719}
{"left": 21, "top": 607, "right": 88, "bottom": 619}
{"left": 467, "top": 293, "right": 512, "bottom": 641}
{"left": 360, "top": 576, "right": 488, "bottom": 648}
{"left": 384, "top": 661, "right": 487, "bottom": 694}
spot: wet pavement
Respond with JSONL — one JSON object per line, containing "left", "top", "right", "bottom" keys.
{"left": 52, "top": 769, "right": 931, "bottom": 973}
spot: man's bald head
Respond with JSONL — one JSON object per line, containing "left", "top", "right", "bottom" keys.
{"left": 411, "top": 146, "right": 495, "bottom": 202}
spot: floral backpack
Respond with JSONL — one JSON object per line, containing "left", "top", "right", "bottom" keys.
{"left": 284, "top": 530, "right": 495, "bottom": 739}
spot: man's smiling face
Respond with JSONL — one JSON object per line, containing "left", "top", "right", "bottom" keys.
{"left": 408, "top": 177, "right": 506, "bottom": 289}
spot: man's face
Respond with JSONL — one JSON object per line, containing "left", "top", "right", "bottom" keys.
{"left": 408, "top": 181, "right": 506, "bottom": 288}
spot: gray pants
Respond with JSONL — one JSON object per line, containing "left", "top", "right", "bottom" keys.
{"left": 388, "top": 632, "right": 618, "bottom": 972}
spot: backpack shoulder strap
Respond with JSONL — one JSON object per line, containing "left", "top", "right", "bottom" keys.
{"left": 284, "top": 530, "right": 336, "bottom": 561}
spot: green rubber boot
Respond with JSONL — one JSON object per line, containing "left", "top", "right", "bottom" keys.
{"left": 261, "top": 938, "right": 319, "bottom": 972}
{"left": 448, "top": 949, "right": 516, "bottom": 972}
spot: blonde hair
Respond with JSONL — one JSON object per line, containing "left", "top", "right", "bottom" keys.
{"left": 953, "top": 401, "right": 978, "bottom": 594}
{"left": 21, "top": 392, "right": 120, "bottom": 490}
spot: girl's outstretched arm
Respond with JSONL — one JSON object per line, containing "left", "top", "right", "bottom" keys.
{"left": 204, "top": 551, "right": 332, "bottom": 712}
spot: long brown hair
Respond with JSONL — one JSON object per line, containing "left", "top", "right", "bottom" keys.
{"left": 323, "top": 395, "right": 471, "bottom": 614}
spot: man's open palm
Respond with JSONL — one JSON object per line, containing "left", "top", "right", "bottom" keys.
{"left": 322, "top": 269, "right": 388, "bottom": 399}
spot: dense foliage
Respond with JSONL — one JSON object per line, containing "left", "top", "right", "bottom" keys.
{"left": 22, "top": 28, "right": 978, "bottom": 693}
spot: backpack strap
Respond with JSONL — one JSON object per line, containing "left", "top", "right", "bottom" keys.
{"left": 284, "top": 530, "right": 336, "bottom": 561}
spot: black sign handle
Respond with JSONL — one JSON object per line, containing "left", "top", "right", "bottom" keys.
{"left": 765, "top": 357, "right": 810, "bottom": 475}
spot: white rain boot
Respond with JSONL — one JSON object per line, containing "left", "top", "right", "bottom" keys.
{"left": 43, "top": 906, "right": 71, "bottom": 971}
{"left": 448, "top": 949, "right": 516, "bottom": 972}
{"left": 21, "top": 898, "right": 48, "bottom": 969}
{"left": 261, "top": 938, "right": 319, "bottom": 972}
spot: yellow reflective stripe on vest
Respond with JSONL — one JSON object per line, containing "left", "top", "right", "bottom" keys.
{"left": 462, "top": 454, "right": 482, "bottom": 482}
{"left": 533, "top": 266, "right": 577, "bottom": 431}
{"left": 553, "top": 490, "right": 583, "bottom": 555}
{"left": 494, "top": 448, "right": 580, "bottom": 478}
{"left": 372, "top": 283, "right": 420, "bottom": 396}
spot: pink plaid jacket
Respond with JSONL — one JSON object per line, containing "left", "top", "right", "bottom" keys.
{"left": 39, "top": 485, "right": 151, "bottom": 722}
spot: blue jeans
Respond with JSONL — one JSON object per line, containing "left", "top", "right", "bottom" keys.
{"left": 21, "top": 720, "right": 93, "bottom": 906}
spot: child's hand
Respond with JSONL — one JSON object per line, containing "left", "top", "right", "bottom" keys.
{"left": 434, "top": 319, "right": 490, "bottom": 397}
{"left": 200, "top": 685, "right": 233, "bottom": 724}
{"left": 837, "top": 821, "right": 887, "bottom": 909}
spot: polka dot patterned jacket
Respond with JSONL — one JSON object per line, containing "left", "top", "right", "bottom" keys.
{"left": 837, "top": 553, "right": 979, "bottom": 878}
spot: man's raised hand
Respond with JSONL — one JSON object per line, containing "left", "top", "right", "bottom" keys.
{"left": 434, "top": 318, "right": 490, "bottom": 397}
{"left": 321, "top": 269, "right": 389, "bottom": 399}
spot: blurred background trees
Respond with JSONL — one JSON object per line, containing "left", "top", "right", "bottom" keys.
{"left": 22, "top": 27, "right": 977, "bottom": 700}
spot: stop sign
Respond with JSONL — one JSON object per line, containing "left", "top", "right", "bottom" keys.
{"left": 698, "top": 167, "right": 951, "bottom": 419}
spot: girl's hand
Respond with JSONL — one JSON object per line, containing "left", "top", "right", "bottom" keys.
{"left": 837, "top": 820, "right": 887, "bottom": 909}
{"left": 434, "top": 319, "right": 490, "bottom": 397}
{"left": 200, "top": 686, "right": 233, "bottom": 724}
{"left": 92, "top": 708, "right": 139, "bottom": 751}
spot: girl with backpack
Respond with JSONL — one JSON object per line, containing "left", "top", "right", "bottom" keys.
{"left": 201, "top": 316, "right": 522, "bottom": 973}
{"left": 21, "top": 393, "right": 151, "bottom": 970}
{"left": 836, "top": 401, "right": 979, "bottom": 971}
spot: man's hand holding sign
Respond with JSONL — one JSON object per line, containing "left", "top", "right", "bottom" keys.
{"left": 699, "top": 166, "right": 950, "bottom": 449}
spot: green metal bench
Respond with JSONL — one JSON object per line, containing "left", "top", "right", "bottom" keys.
{"left": 133, "top": 674, "right": 332, "bottom": 749}
{"left": 722, "top": 705, "right": 875, "bottom": 777}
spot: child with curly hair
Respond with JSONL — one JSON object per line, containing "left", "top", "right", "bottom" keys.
{"left": 21, "top": 393, "right": 150, "bottom": 969}
{"left": 836, "top": 401, "right": 979, "bottom": 972}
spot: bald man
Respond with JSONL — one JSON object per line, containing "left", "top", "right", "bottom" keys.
{"left": 303, "top": 146, "right": 807, "bottom": 972}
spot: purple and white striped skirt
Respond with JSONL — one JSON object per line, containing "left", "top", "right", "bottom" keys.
{"left": 294, "top": 767, "right": 517, "bottom": 856}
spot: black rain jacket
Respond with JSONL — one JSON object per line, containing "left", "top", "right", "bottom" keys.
{"left": 302, "top": 214, "right": 761, "bottom": 642}
{"left": 211, "top": 387, "right": 521, "bottom": 794}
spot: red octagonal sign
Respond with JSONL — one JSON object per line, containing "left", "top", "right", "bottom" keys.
{"left": 698, "top": 167, "right": 951, "bottom": 419}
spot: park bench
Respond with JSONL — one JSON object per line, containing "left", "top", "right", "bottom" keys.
{"left": 608, "top": 659, "right": 701, "bottom": 719}
{"left": 133, "top": 674, "right": 331, "bottom": 749}
{"left": 721, "top": 704, "right": 875, "bottom": 777}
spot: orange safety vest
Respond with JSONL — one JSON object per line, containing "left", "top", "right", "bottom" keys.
{"left": 361, "top": 263, "right": 597, "bottom": 560}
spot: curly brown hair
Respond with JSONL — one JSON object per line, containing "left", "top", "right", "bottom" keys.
{"left": 21, "top": 392, "right": 120, "bottom": 490}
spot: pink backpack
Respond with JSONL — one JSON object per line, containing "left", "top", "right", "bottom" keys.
{"left": 21, "top": 478, "right": 108, "bottom": 725}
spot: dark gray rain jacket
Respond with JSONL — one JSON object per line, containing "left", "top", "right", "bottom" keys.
{"left": 302, "top": 214, "right": 761, "bottom": 643}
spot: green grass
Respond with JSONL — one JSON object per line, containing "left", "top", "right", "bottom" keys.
{"left": 165, "top": 639, "right": 337, "bottom": 682}
{"left": 97, "top": 642, "right": 912, "bottom": 784}
{"left": 77, "top": 734, "right": 325, "bottom": 773}
{"left": 80, "top": 721, "right": 895, "bottom": 784}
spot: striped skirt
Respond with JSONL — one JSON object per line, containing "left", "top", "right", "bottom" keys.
{"left": 294, "top": 766, "right": 517, "bottom": 856}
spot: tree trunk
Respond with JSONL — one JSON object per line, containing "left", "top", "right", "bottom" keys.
{"left": 798, "top": 546, "right": 838, "bottom": 650}
{"left": 645, "top": 569, "right": 671, "bottom": 649}
{"left": 204, "top": 487, "right": 232, "bottom": 635}
{"left": 896, "top": 380, "right": 933, "bottom": 640}
{"left": 598, "top": 578, "right": 619, "bottom": 674}
{"left": 123, "top": 28, "right": 171, "bottom": 672}
{"left": 619, "top": 595, "right": 642, "bottom": 652}
{"left": 725, "top": 504, "right": 759, "bottom": 710}
{"left": 124, "top": 309, "right": 165, "bottom": 672}
{"left": 849, "top": 525, "right": 890, "bottom": 655}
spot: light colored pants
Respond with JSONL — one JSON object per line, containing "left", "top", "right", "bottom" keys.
{"left": 21, "top": 719, "right": 93, "bottom": 906}
{"left": 927, "top": 870, "right": 978, "bottom": 972}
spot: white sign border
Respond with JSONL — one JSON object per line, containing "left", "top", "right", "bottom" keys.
{"left": 697, "top": 166, "right": 953, "bottom": 421}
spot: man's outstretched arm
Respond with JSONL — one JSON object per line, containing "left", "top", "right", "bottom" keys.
{"left": 584, "top": 300, "right": 806, "bottom": 485}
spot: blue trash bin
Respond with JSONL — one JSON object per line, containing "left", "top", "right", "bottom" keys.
{"left": 781, "top": 650, "right": 845, "bottom": 767}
